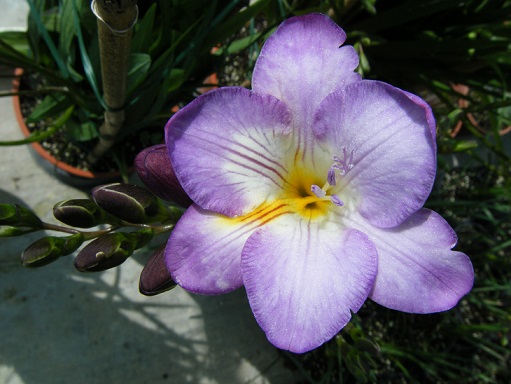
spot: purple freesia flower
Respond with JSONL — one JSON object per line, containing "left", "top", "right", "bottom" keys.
{"left": 163, "top": 14, "right": 474, "bottom": 353}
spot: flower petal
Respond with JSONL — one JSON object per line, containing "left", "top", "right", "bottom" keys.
{"left": 347, "top": 208, "right": 474, "bottom": 313}
{"left": 314, "top": 80, "right": 437, "bottom": 227}
{"left": 165, "top": 204, "right": 258, "bottom": 294}
{"left": 400, "top": 90, "right": 437, "bottom": 148}
{"left": 252, "top": 14, "right": 360, "bottom": 153}
{"left": 166, "top": 87, "right": 292, "bottom": 217}
{"left": 241, "top": 217, "right": 377, "bottom": 353}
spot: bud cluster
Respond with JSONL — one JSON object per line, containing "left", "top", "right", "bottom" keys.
{"left": 1, "top": 144, "right": 192, "bottom": 296}
{"left": 2, "top": 184, "right": 180, "bottom": 296}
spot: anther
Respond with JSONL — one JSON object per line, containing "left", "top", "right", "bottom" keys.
{"left": 311, "top": 184, "right": 326, "bottom": 198}
{"left": 327, "top": 168, "right": 336, "bottom": 187}
{"left": 330, "top": 194, "right": 344, "bottom": 207}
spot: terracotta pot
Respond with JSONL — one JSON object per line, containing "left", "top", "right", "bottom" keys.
{"left": 12, "top": 68, "right": 124, "bottom": 189}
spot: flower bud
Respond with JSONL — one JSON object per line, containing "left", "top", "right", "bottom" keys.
{"left": 74, "top": 230, "right": 153, "bottom": 272}
{"left": 92, "top": 183, "right": 167, "bottom": 224}
{"left": 0, "top": 204, "right": 42, "bottom": 229}
{"left": 21, "top": 234, "right": 84, "bottom": 267}
{"left": 135, "top": 144, "right": 192, "bottom": 207}
{"left": 53, "top": 199, "right": 113, "bottom": 228}
{"left": 139, "top": 243, "right": 176, "bottom": 296}
{"left": 0, "top": 226, "right": 37, "bottom": 237}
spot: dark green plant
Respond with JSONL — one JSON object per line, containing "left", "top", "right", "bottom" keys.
{"left": 0, "top": 0, "right": 272, "bottom": 174}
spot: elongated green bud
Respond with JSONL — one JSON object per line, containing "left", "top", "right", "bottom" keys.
{"left": 139, "top": 243, "right": 176, "bottom": 296}
{"left": 74, "top": 229, "right": 153, "bottom": 272}
{"left": 53, "top": 199, "right": 115, "bottom": 228}
{"left": 0, "top": 204, "right": 42, "bottom": 229}
{"left": 0, "top": 226, "right": 38, "bottom": 237}
{"left": 92, "top": 183, "right": 170, "bottom": 224}
{"left": 21, "top": 233, "right": 84, "bottom": 267}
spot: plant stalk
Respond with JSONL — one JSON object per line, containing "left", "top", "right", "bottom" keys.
{"left": 88, "top": 0, "right": 138, "bottom": 164}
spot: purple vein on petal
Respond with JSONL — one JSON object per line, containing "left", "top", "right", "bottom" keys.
{"left": 184, "top": 131, "right": 291, "bottom": 187}
{"left": 196, "top": 127, "right": 289, "bottom": 173}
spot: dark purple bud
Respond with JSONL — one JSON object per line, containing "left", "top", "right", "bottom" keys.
{"left": 53, "top": 199, "right": 113, "bottom": 228}
{"left": 139, "top": 243, "right": 176, "bottom": 296}
{"left": 74, "top": 233, "right": 134, "bottom": 272}
{"left": 135, "top": 144, "right": 192, "bottom": 207}
{"left": 22, "top": 234, "right": 84, "bottom": 267}
{"left": 74, "top": 230, "right": 153, "bottom": 272}
{"left": 92, "top": 183, "right": 165, "bottom": 224}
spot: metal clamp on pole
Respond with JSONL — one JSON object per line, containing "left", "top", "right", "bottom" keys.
{"left": 90, "top": 0, "right": 138, "bottom": 35}
{"left": 90, "top": 0, "right": 139, "bottom": 35}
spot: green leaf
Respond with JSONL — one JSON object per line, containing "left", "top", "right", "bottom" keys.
{"left": 26, "top": 0, "right": 69, "bottom": 78}
{"left": 86, "top": 31, "right": 101, "bottom": 88}
{"left": 453, "top": 140, "right": 479, "bottom": 152}
{"left": 26, "top": 93, "right": 73, "bottom": 123}
{"left": 127, "top": 53, "right": 151, "bottom": 96}
{"left": 41, "top": 5, "right": 59, "bottom": 33}
{"left": 131, "top": 3, "right": 156, "bottom": 53}
{"left": 59, "top": 0, "right": 77, "bottom": 57}
{"left": 0, "top": 105, "right": 74, "bottom": 146}
{"left": 0, "top": 37, "right": 30, "bottom": 63}
{"left": 0, "top": 31, "right": 30, "bottom": 56}
{"left": 145, "top": 69, "right": 177, "bottom": 122}
{"left": 125, "top": 19, "right": 202, "bottom": 121}
{"left": 71, "top": 0, "right": 105, "bottom": 109}
{"left": 205, "top": 0, "right": 271, "bottom": 46}
{"left": 167, "top": 68, "right": 187, "bottom": 93}
{"left": 64, "top": 118, "right": 98, "bottom": 142}
{"left": 157, "top": 0, "right": 173, "bottom": 51}
{"left": 0, "top": 125, "right": 58, "bottom": 146}
{"left": 214, "top": 32, "right": 264, "bottom": 55}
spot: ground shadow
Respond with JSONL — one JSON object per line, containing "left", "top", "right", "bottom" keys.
{"left": 0, "top": 189, "right": 298, "bottom": 383}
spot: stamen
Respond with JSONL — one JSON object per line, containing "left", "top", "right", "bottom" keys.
{"left": 327, "top": 167, "right": 337, "bottom": 186}
{"left": 311, "top": 184, "right": 326, "bottom": 198}
{"left": 330, "top": 194, "right": 344, "bottom": 207}
{"left": 307, "top": 147, "right": 354, "bottom": 210}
